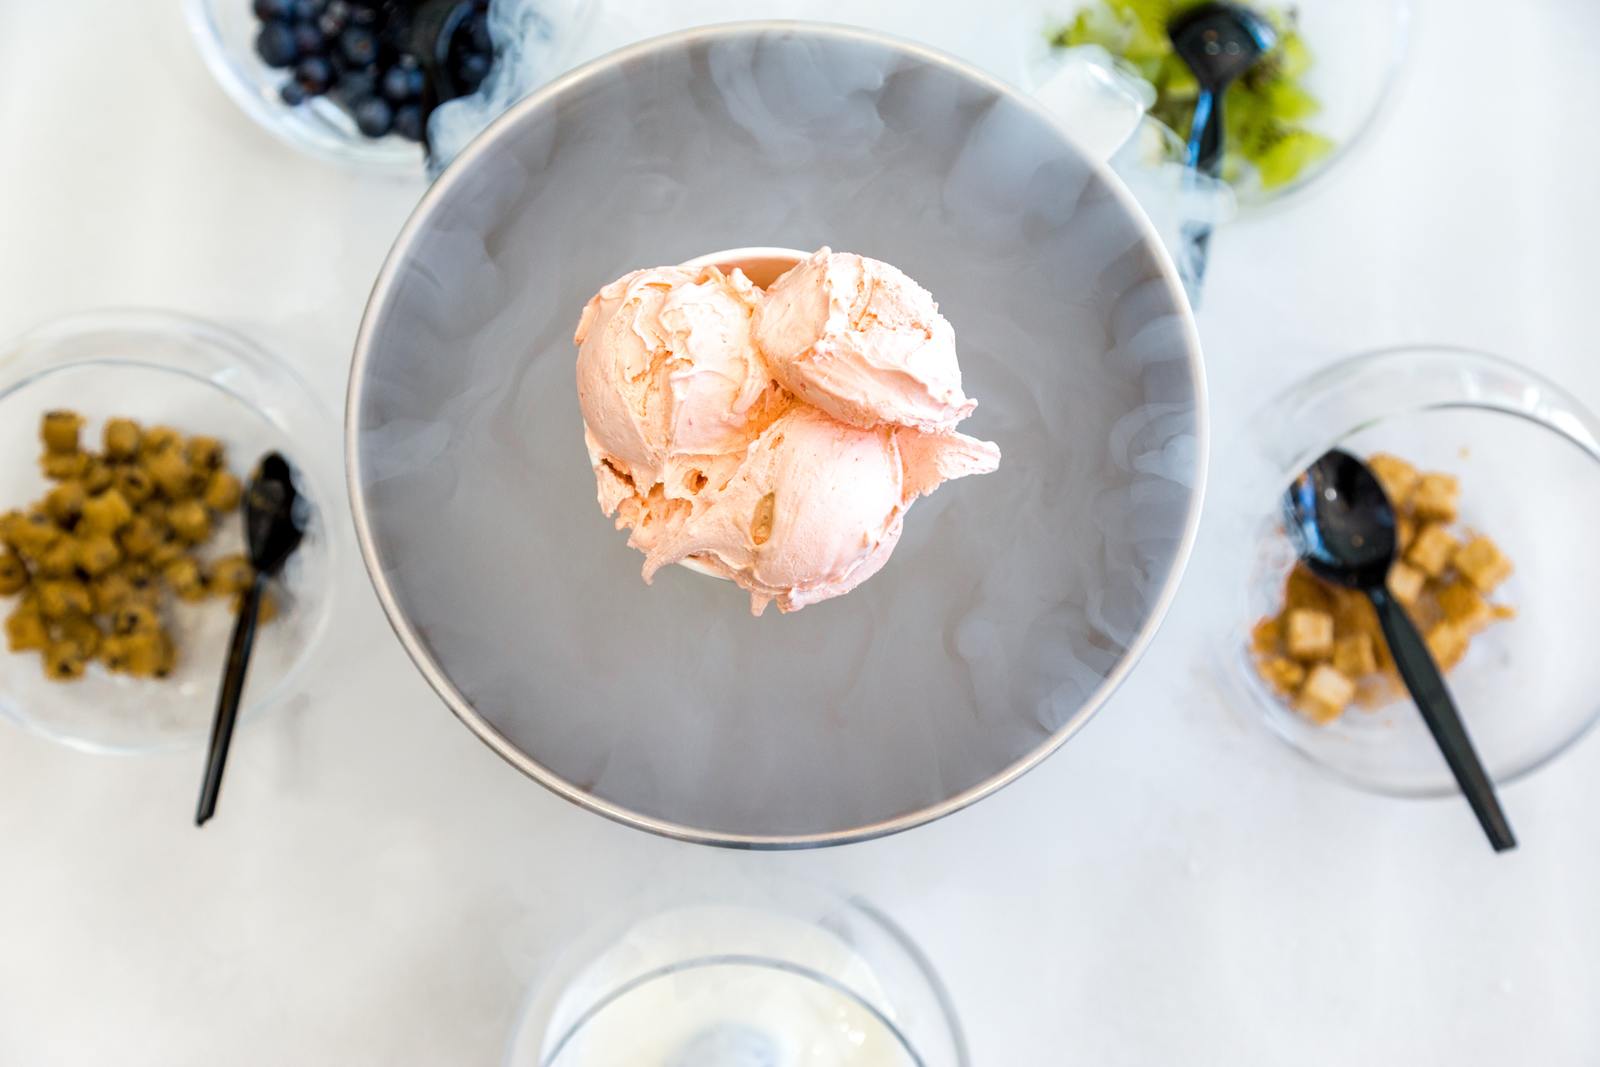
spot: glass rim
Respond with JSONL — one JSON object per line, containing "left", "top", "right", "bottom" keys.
{"left": 504, "top": 888, "right": 969, "bottom": 1067}
{"left": 1234, "top": 0, "right": 1415, "bottom": 212}
{"left": 538, "top": 954, "right": 927, "bottom": 1066}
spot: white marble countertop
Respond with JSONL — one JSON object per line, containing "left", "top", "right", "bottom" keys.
{"left": 3, "top": 0, "right": 1599, "bottom": 1063}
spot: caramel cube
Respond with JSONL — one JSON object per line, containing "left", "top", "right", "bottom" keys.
{"left": 1387, "top": 561, "right": 1426, "bottom": 606}
{"left": 80, "top": 490, "right": 134, "bottom": 535}
{"left": 1396, "top": 515, "right": 1417, "bottom": 553}
{"left": 1260, "top": 657, "right": 1306, "bottom": 696}
{"left": 1411, "top": 473, "right": 1460, "bottom": 522}
{"left": 0, "top": 551, "right": 25, "bottom": 596}
{"left": 1333, "top": 632, "right": 1379, "bottom": 677}
{"left": 0, "top": 509, "right": 23, "bottom": 549}
{"left": 1251, "top": 616, "right": 1281, "bottom": 654}
{"left": 102, "top": 418, "right": 142, "bottom": 460}
{"left": 5, "top": 603, "right": 48, "bottom": 652}
{"left": 1285, "top": 608, "right": 1335, "bottom": 661}
{"left": 1405, "top": 523, "right": 1459, "bottom": 578}
{"left": 1300, "top": 664, "right": 1356, "bottom": 724}
{"left": 40, "top": 411, "right": 83, "bottom": 455}
{"left": 1425, "top": 621, "right": 1470, "bottom": 671}
{"left": 1437, "top": 580, "right": 1492, "bottom": 633}
{"left": 1284, "top": 566, "right": 1334, "bottom": 613}
{"left": 1368, "top": 454, "right": 1420, "bottom": 508}
{"left": 1455, "top": 536, "right": 1512, "bottom": 594}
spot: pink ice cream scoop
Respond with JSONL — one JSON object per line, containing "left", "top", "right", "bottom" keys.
{"left": 637, "top": 405, "right": 908, "bottom": 615}
{"left": 753, "top": 248, "right": 978, "bottom": 435}
{"left": 575, "top": 263, "right": 785, "bottom": 503}
{"left": 575, "top": 249, "right": 999, "bottom": 615}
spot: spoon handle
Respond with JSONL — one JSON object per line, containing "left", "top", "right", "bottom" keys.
{"left": 1178, "top": 87, "right": 1224, "bottom": 305}
{"left": 1186, "top": 86, "right": 1226, "bottom": 177}
{"left": 195, "top": 575, "right": 266, "bottom": 827}
{"left": 1367, "top": 587, "right": 1516, "bottom": 852}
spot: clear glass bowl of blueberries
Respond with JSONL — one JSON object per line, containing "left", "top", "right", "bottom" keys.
{"left": 186, "top": 0, "right": 596, "bottom": 173}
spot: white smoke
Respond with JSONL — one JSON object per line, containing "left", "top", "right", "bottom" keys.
{"left": 426, "top": 0, "right": 597, "bottom": 176}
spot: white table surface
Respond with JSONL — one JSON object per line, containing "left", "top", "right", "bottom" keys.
{"left": 4, "top": 0, "right": 1599, "bottom": 1063}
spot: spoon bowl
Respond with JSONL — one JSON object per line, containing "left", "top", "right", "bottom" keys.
{"left": 1283, "top": 449, "right": 1397, "bottom": 590}
{"left": 1168, "top": 2, "right": 1278, "bottom": 105}
{"left": 244, "top": 453, "right": 306, "bottom": 576}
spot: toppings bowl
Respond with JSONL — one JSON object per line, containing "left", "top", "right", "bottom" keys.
{"left": 1217, "top": 347, "right": 1600, "bottom": 796}
{"left": 0, "top": 311, "right": 343, "bottom": 754}
{"left": 347, "top": 23, "right": 1207, "bottom": 846}
{"left": 184, "top": 0, "right": 595, "bottom": 172}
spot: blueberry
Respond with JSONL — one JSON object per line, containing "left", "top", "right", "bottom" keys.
{"left": 280, "top": 80, "right": 308, "bottom": 106}
{"left": 254, "top": 21, "right": 299, "bottom": 68}
{"left": 253, "top": 0, "right": 293, "bottom": 19}
{"left": 292, "top": 0, "right": 322, "bottom": 18}
{"left": 353, "top": 96, "right": 393, "bottom": 137}
{"left": 292, "top": 20, "right": 324, "bottom": 56}
{"left": 339, "top": 25, "right": 378, "bottom": 65}
{"left": 336, "top": 65, "right": 378, "bottom": 101}
{"left": 295, "top": 54, "right": 334, "bottom": 94}
{"left": 392, "top": 103, "right": 424, "bottom": 142}
{"left": 348, "top": 2, "right": 379, "bottom": 25}
{"left": 456, "top": 51, "right": 491, "bottom": 88}
{"left": 318, "top": 0, "right": 350, "bottom": 36}
{"left": 381, "top": 63, "right": 425, "bottom": 101}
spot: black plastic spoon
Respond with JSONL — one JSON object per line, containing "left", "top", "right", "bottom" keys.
{"left": 407, "top": 0, "right": 492, "bottom": 157}
{"left": 195, "top": 453, "right": 305, "bottom": 827}
{"left": 1284, "top": 450, "right": 1515, "bottom": 852}
{"left": 1167, "top": 2, "right": 1276, "bottom": 296}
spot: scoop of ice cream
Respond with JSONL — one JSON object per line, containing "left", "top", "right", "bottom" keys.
{"left": 753, "top": 248, "right": 977, "bottom": 434}
{"left": 576, "top": 264, "right": 783, "bottom": 501}
{"left": 637, "top": 406, "right": 909, "bottom": 615}
{"left": 575, "top": 250, "right": 1000, "bottom": 615}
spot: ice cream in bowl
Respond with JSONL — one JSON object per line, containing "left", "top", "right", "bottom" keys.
{"left": 577, "top": 246, "right": 1000, "bottom": 614}
{"left": 347, "top": 23, "right": 1207, "bottom": 847}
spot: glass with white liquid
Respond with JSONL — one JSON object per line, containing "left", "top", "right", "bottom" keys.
{"left": 506, "top": 895, "right": 965, "bottom": 1067}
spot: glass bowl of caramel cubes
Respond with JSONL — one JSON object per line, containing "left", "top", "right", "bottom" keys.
{"left": 1224, "top": 346, "right": 1600, "bottom": 796}
{"left": 0, "top": 311, "right": 342, "bottom": 753}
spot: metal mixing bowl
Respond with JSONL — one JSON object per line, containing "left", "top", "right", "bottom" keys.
{"left": 347, "top": 22, "right": 1207, "bottom": 847}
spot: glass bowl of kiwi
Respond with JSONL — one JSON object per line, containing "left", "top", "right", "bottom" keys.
{"left": 1032, "top": 0, "right": 1411, "bottom": 208}
{"left": 0, "top": 311, "right": 344, "bottom": 754}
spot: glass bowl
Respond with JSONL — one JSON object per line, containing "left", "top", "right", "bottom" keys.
{"left": 0, "top": 310, "right": 343, "bottom": 754}
{"left": 183, "top": 0, "right": 596, "bottom": 174}
{"left": 1217, "top": 346, "right": 1600, "bottom": 796}
{"left": 506, "top": 887, "right": 966, "bottom": 1066}
{"left": 1025, "top": 0, "right": 1412, "bottom": 210}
